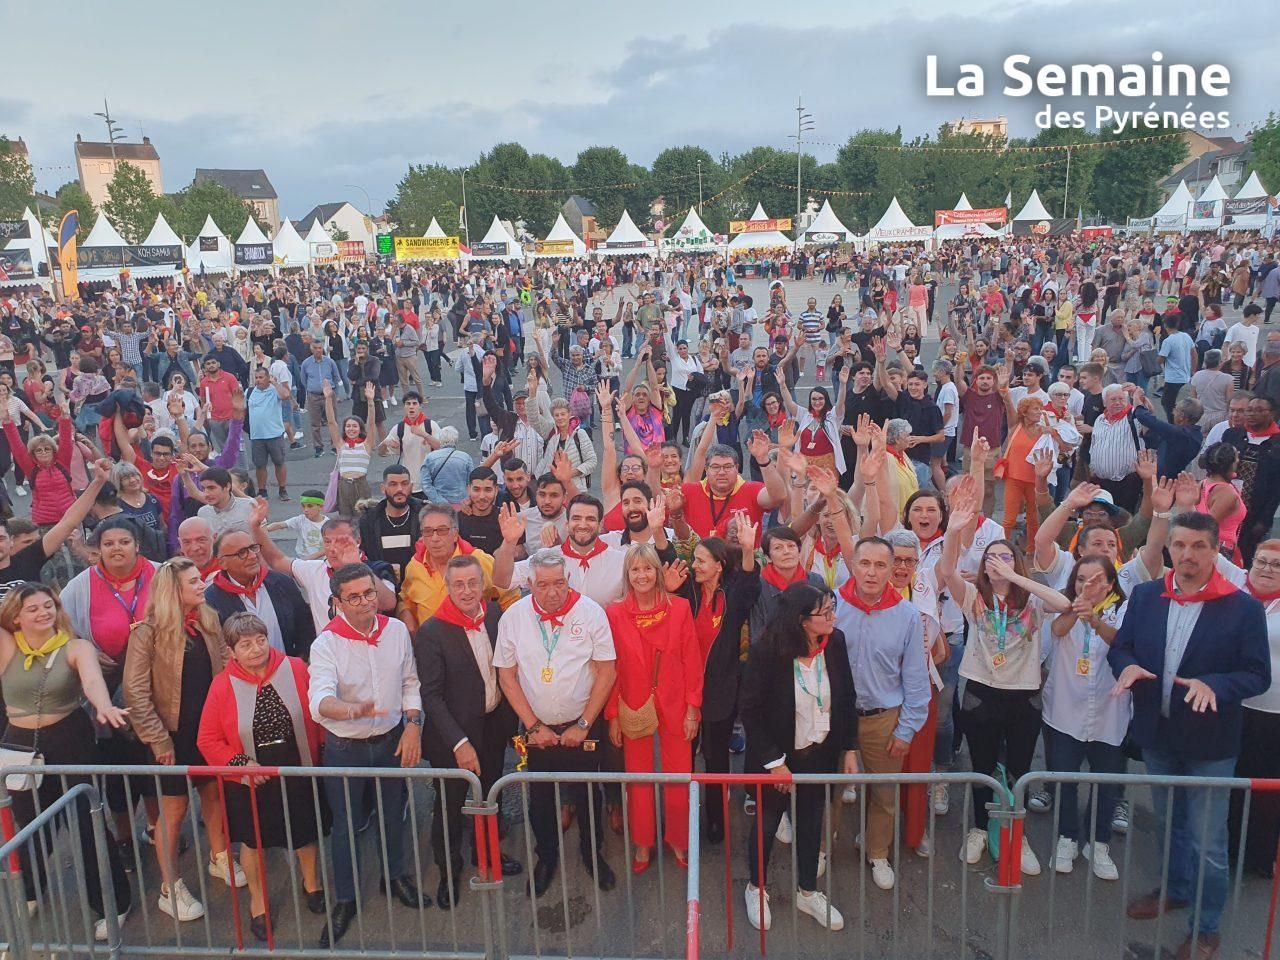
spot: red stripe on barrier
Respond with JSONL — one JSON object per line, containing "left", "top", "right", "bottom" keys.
{"left": 1264, "top": 836, "right": 1280, "bottom": 960}
{"left": 0, "top": 805, "right": 18, "bottom": 873}
{"left": 1252, "top": 779, "right": 1280, "bottom": 794}
{"left": 487, "top": 812, "right": 503, "bottom": 883}
{"left": 686, "top": 897, "right": 700, "bottom": 960}
{"left": 997, "top": 817, "right": 1024, "bottom": 888}
{"left": 472, "top": 809, "right": 490, "bottom": 882}
{"left": 693, "top": 772, "right": 793, "bottom": 786}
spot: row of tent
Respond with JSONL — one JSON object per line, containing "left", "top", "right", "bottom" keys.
{"left": 1140, "top": 171, "right": 1272, "bottom": 233}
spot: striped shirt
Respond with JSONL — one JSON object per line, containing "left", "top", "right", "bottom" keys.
{"left": 337, "top": 442, "right": 371, "bottom": 477}
{"left": 1088, "top": 413, "right": 1141, "bottom": 481}
{"left": 799, "top": 310, "right": 824, "bottom": 343}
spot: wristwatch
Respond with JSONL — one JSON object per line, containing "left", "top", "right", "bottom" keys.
{"left": 575, "top": 717, "right": 590, "bottom": 731}
{"left": 406, "top": 713, "right": 424, "bottom": 727}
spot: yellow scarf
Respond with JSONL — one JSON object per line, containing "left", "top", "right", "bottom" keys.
{"left": 1093, "top": 591, "right": 1122, "bottom": 616}
{"left": 14, "top": 630, "right": 71, "bottom": 671}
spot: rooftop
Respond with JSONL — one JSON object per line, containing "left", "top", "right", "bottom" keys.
{"left": 74, "top": 134, "right": 160, "bottom": 162}
{"left": 297, "top": 202, "right": 351, "bottom": 228}
{"left": 194, "top": 168, "right": 277, "bottom": 200}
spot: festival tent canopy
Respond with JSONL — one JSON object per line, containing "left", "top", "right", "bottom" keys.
{"left": 232, "top": 217, "right": 273, "bottom": 272}
{"left": 186, "top": 214, "right": 234, "bottom": 274}
{"left": 1236, "top": 171, "right": 1268, "bottom": 199}
{"left": 0, "top": 208, "right": 52, "bottom": 290}
{"left": 130, "top": 213, "right": 185, "bottom": 280}
{"left": 1224, "top": 171, "right": 1273, "bottom": 231}
{"left": 302, "top": 218, "right": 338, "bottom": 265}
{"left": 728, "top": 203, "right": 794, "bottom": 251}
{"left": 596, "top": 209, "right": 656, "bottom": 254}
{"left": 1189, "top": 175, "right": 1230, "bottom": 230}
{"left": 797, "top": 199, "right": 855, "bottom": 246}
{"left": 662, "top": 206, "right": 725, "bottom": 252}
{"left": 467, "top": 215, "right": 523, "bottom": 261}
{"left": 535, "top": 213, "right": 586, "bottom": 258}
{"left": 934, "top": 193, "right": 999, "bottom": 241}
{"left": 272, "top": 219, "right": 309, "bottom": 269}
{"left": 1013, "top": 189, "right": 1053, "bottom": 221}
{"left": 1150, "top": 180, "right": 1194, "bottom": 231}
{"left": 423, "top": 218, "right": 446, "bottom": 238}
{"left": 79, "top": 215, "right": 130, "bottom": 285}
{"left": 866, "top": 197, "right": 932, "bottom": 243}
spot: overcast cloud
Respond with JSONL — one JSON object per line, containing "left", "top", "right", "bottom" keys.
{"left": 3, "top": 0, "right": 1271, "bottom": 218}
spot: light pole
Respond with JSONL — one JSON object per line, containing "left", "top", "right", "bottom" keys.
{"left": 92, "top": 98, "right": 124, "bottom": 172}
{"left": 460, "top": 170, "right": 470, "bottom": 247}
{"left": 344, "top": 183, "right": 373, "bottom": 250}
{"left": 792, "top": 96, "right": 815, "bottom": 229}
{"left": 697, "top": 159, "right": 703, "bottom": 213}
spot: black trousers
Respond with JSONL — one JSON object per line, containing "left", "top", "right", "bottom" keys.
{"left": 1229, "top": 707, "right": 1280, "bottom": 876}
{"left": 960, "top": 682, "right": 1040, "bottom": 828}
{"left": 747, "top": 744, "right": 837, "bottom": 890}
{"left": 430, "top": 705, "right": 515, "bottom": 873}
{"left": 671, "top": 387, "right": 695, "bottom": 445}
{"left": 700, "top": 714, "right": 735, "bottom": 832}
{"left": 525, "top": 718, "right": 605, "bottom": 863}
{"left": 1093, "top": 472, "right": 1144, "bottom": 515}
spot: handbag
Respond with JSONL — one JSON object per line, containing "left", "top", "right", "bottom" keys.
{"left": 0, "top": 648, "right": 55, "bottom": 793}
{"left": 617, "top": 651, "right": 662, "bottom": 741}
{"left": 992, "top": 426, "right": 1022, "bottom": 480}
{"left": 322, "top": 466, "right": 340, "bottom": 512}
{"left": 1138, "top": 347, "right": 1161, "bottom": 377}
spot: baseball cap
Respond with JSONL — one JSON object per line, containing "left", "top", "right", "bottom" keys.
{"left": 1086, "top": 489, "right": 1124, "bottom": 516}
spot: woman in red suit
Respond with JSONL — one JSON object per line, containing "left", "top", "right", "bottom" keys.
{"left": 606, "top": 543, "right": 703, "bottom": 873}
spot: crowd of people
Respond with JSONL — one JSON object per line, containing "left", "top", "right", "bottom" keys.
{"left": 0, "top": 229, "right": 1278, "bottom": 959}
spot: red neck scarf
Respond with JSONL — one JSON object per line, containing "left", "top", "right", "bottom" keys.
{"left": 620, "top": 592, "right": 670, "bottom": 634}
{"left": 344, "top": 438, "right": 364, "bottom": 448}
{"left": 532, "top": 590, "right": 581, "bottom": 628}
{"left": 413, "top": 537, "right": 474, "bottom": 573}
{"left": 887, "top": 447, "right": 908, "bottom": 466}
{"left": 813, "top": 536, "right": 841, "bottom": 559}
{"left": 325, "top": 613, "right": 388, "bottom": 646}
{"left": 766, "top": 408, "right": 786, "bottom": 430}
{"left": 838, "top": 579, "right": 904, "bottom": 614}
{"left": 918, "top": 528, "right": 943, "bottom": 547}
{"left": 198, "top": 558, "right": 221, "bottom": 580}
{"left": 761, "top": 563, "right": 807, "bottom": 591}
{"left": 562, "top": 539, "right": 608, "bottom": 571}
{"left": 1248, "top": 580, "right": 1280, "bottom": 605}
{"left": 434, "top": 595, "right": 487, "bottom": 632}
{"left": 96, "top": 556, "right": 148, "bottom": 589}
{"left": 212, "top": 566, "right": 267, "bottom": 597}
{"left": 183, "top": 607, "right": 201, "bottom": 636}
{"left": 1248, "top": 422, "right": 1280, "bottom": 441}
{"left": 1102, "top": 404, "right": 1133, "bottom": 423}
{"left": 403, "top": 412, "right": 426, "bottom": 427}
{"left": 1161, "top": 570, "right": 1238, "bottom": 605}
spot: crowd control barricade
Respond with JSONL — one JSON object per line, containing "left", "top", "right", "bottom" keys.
{"left": 0, "top": 763, "right": 487, "bottom": 960}
{"left": 1010, "top": 771, "right": 1280, "bottom": 960}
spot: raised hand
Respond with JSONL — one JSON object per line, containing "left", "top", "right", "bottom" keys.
{"left": 498, "top": 502, "right": 526, "bottom": 545}
{"left": 746, "top": 429, "right": 771, "bottom": 465}
{"left": 539, "top": 521, "right": 560, "bottom": 548}
{"left": 776, "top": 418, "right": 797, "bottom": 451}
{"left": 662, "top": 484, "right": 685, "bottom": 517}
{"left": 810, "top": 465, "right": 840, "bottom": 500}
{"left": 850, "top": 412, "right": 872, "bottom": 448}
{"left": 1150, "top": 476, "right": 1176, "bottom": 514}
{"left": 364, "top": 381, "right": 376, "bottom": 401}
{"left": 735, "top": 512, "right": 759, "bottom": 549}
{"left": 1174, "top": 471, "right": 1200, "bottom": 511}
{"left": 1065, "top": 482, "right": 1103, "bottom": 511}
{"left": 1135, "top": 448, "right": 1157, "bottom": 483}
{"left": 92, "top": 458, "right": 113, "bottom": 485}
{"left": 595, "top": 381, "right": 613, "bottom": 411}
{"left": 322, "top": 380, "right": 334, "bottom": 399}
{"left": 646, "top": 496, "right": 666, "bottom": 533}
{"left": 1031, "top": 446, "right": 1055, "bottom": 481}
{"left": 551, "top": 449, "right": 575, "bottom": 485}
{"left": 644, "top": 442, "right": 664, "bottom": 472}
{"left": 984, "top": 552, "right": 1017, "bottom": 582}
{"left": 250, "top": 496, "right": 270, "bottom": 528}
{"left": 777, "top": 447, "right": 807, "bottom": 482}
{"left": 661, "top": 559, "right": 689, "bottom": 593}
{"left": 995, "top": 363, "right": 1011, "bottom": 391}
{"left": 971, "top": 436, "right": 991, "bottom": 464}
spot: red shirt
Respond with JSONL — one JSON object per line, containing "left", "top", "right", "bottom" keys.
{"left": 681, "top": 479, "right": 766, "bottom": 544}
{"left": 603, "top": 502, "right": 625, "bottom": 532}
{"left": 398, "top": 308, "right": 420, "bottom": 331}
{"left": 134, "top": 446, "right": 178, "bottom": 520}
{"left": 199, "top": 371, "right": 240, "bottom": 421}
{"left": 799, "top": 422, "right": 834, "bottom": 457}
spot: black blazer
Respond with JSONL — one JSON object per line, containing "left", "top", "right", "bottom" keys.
{"left": 740, "top": 628, "right": 858, "bottom": 774}
{"left": 204, "top": 570, "right": 315, "bottom": 659}
{"left": 680, "top": 568, "right": 761, "bottom": 724}
{"left": 414, "top": 603, "right": 516, "bottom": 763}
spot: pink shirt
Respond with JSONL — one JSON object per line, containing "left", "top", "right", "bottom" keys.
{"left": 87, "top": 566, "right": 153, "bottom": 661}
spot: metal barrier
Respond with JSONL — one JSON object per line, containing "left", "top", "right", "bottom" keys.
{"left": 1010, "top": 771, "right": 1280, "bottom": 960}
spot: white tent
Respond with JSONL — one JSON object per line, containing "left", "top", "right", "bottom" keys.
{"left": 934, "top": 193, "right": 1000, "bottom": 241}
{"left": 423, "top": 218, "right": 447, "bottom": 238}
{"left": 1224, "top": 171, "right": 1272, "bottom": 232}
{"left": 535, "top": 213, "right": 586, "bottom": 258}
{"left": 596, "top": 210, "right": 656, "bottom": 255}
{"left": 798, "top": 200, "right": 855, "bottom": 246}
{"left": 79, "top": 215, "right": 130, "bottom": 285}
{"left": 186, "top": 214, "right": 234, "bottom": 274}
{"left": 273, "top": 219, "right": 309, "bottom": 269}
{"left": 728, "top": 203, "right": 793, "bottom": 251}
{"left": 662, "top": 206, "right": 725, "bottom": 252}
{"left": 866, "top": 197, "right": 931, "bottom": 243}
{"left": 1151, "top": 181, "right": 1194, "bottom": 232}
{"left": 1013, "top": 189, "right": 1053, "bottom": 222}
{"left": 1, "top": 207, "right": 52, "bottom": 290}
{"left": 233, "top": 217, "right": 273, "bottom": 272}
{"left": 1188, "top": 175, "right": 1229, "bottom": 231}
{"left": 468, "top": 215, "right": 523, "bottom": 261}
{"left": 302, "top": 219, "right": 338, "bottom": 266}
{"left": 130, "top": 213, "right": 185, "bottom": 280}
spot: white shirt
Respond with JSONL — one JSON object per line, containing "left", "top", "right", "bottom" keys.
{"left": 493, "top": 593, "right": 615, "bottom": 725}
{"left": 958, "top": 582, "right": 1047, "bottom": 691}
{"left": 1161, "top": 584, "right": 1204, "bottom": 717}
{"left": 793, "top": 652, "right": 833, "bottom": 751}
{"left": 1042, "top": 600, "right": 1131, "bottom": 745}
{"left": 509, "top": 542, "right": 627, "bottom": 608}
{"left": 521, "top": 506, "right": 567, "bottom": 549}
{"left": 464, "top": 625, "right": 502, "bottom": 725}
{"left": 284, "top": 513, "right": 325, "bottom": 558}
{"left": 290, "top": 557, "right": 395, "bottom": 635}
{"left": 308, "top": 615, "right": 422, "bottom": 738}
{"left": 1244, "top": 597, "right": 1280, "bottom": 713}
{"left": 222, "top": 575, "right": 286, "bottom": 653}
{"left": 1224, "top": 322, "right": 1261, "bottom": 367}
{"left": 937, "top": 381, "right": 959, "bottom": 436}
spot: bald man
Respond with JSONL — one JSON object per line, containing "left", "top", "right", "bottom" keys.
{"left": 178, "top": 516, "right": 220, "bottom": 581}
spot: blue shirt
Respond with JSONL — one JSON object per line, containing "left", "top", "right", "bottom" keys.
{"left": 246, "top": 385, "right": 284, "bottom": 440}
{"left": 419, "top": 447, "right": 475, "bottom": 504}
{"left": 1159, "top": 331, "right": 1195, "bottom": 383}
{"left": 833, "top": 595, "right": 932, "bottom": 744}
{"left": 300, "top": 355, "right": 340, "bottom": 394}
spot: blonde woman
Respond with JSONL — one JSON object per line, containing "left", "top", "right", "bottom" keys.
{"left": 123, "top": 557, "right": 240, "bottom": 923}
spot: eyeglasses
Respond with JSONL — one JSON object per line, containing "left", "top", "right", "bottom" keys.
{"left": 1253, "top": 557, "right": 1280, "bottom": 572}
{"left": 988, "top": 552, "right": 1016, "bottom": 563}
{"left": 892, "top": 556, "right": 919, "bottom": 566}
{"left": 338, "top": 589, "right": 379, "bottom": 606}
{"left": 807, "top": 603, "right": 836, "bottom": 619}
{"left": 421, "top": 525, "right": 455, "bottom": 538}
{"left": 218, "top": 543, "right": 262, "bottom": 563}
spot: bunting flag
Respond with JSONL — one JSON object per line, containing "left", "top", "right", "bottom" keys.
{"left": 57, "top": 210, "right": 78, "bottom": 299}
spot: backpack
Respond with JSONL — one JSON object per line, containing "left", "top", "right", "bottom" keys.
{"left": 569, "top": 386, "right": 592, "bottom": 424}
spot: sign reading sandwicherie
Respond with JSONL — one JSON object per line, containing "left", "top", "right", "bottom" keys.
{"left": 394, "top": 236, "right": 460, "bottom": 260}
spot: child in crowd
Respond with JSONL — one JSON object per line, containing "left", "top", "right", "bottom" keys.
{"left": 264, "top": 489, "right": 327, "bottom": 559}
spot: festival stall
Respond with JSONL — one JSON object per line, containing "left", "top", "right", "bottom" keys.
{"left": 661, "top": 206, "right": 725, "bottom": 253}
{"left": 865, "top": 197, "right": 931, "bottom": 244}
{"left": 797, "top": 199, "right": 856, "bottom": 247}
{"left": 533, "top": 213, "right": 586, "bottom": 259}
{"left": 595, "top": 209, "right": 657, "bottom": 256}
{"left": 233, "top": 218, "right": 274, "bottom": 273}
{"left": 1008, "top": 189, "right": 1074, "bottom": 235}
{"left": 1187, "top": 175, "right": 1229, "bottom": 232}
{"left": 1223, "top": 171, "right": 1273, "bottom": 232}
{"left": 129, "top": 213, "right": 185, "bottom": 283}
{"left": 78, "top": 215, "right": 131, "bottom": 287}
{"left": 423, "top": 217, "right": 447, "bottom": 238}
{"left": 272, "top": 219, "right": 309, "bottom": 270}
{"left": 1149, "top": 180, "right": 1194, "bottom": 233}
{"left": 303, "top": 219, "right": 339, "bottom": 267}
{"left": 467, "top": 215, "right": 523, "bottom": 261}
{"left": 727, "top": 203, "right": 794, "bottom": 251}
{"left": 186, "top": 214, "right": 234, "bottom": 274}
{"left": 0, "top": 208, "right": 53, "bottom": 292}
{"left": 933, "top": 193, "right": 1001, "bottom": 241}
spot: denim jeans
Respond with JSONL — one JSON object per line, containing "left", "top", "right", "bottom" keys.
{"left": 1141, "top": 746, "right": 1236, "bottom": 935}
{"left": 933, "top": 632, "right": 964, "bottom": 769}
{"left": 912, "top": 458, "right": 932, "bottom": 491}
{"left": 1041, "top": 724, "right": 1125, "bottom": 843}
{"left": 323, "top": 729, "right": 410, "bottom": 903}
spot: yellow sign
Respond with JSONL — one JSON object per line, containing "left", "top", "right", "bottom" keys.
{"left": 534, "top": 239, "right": 575, "bottom": 256}
{"left": 729, "top": 217, "right": 793, "bottom": 234}
{"left": 394, "top": 236, "right": 460, "bottom": 260}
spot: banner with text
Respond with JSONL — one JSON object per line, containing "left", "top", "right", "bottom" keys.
{"left": 469, "top": 240, "right": 510, "bottom": 257}
{"left": 934, "top": 207, "right": 1008, "bottom": 226}
{"left": 234, "top": 242, "right": 273, "bottom": 266}
{"left": 125, "top": 244, "right": 183, "bottom": 268}
{"left": 395, "top": 236, "right": 460, "bottom": 260}
{"left": 338, "top": 240, "right": 366, "bottom": 261}
{"left": 57, "top": 211, "right": 78, "bottom": 296}
{"left": 1224, "top": 197, "right": 1269, "bottom": 220}
{"left": 1011, "top": 218, "right": 1076, "bottom": 237}
{"left": 0, "top": 221, "right": 30, "bottom": 241}
{"left": 0, "top": 249, "right": 34, "bottom": 283}
{"left": 77, "top": 245, "right": 126, "bottom": 269}
{"left": 729, "top": 217, "right": 792, "bottom": 234}
{"left": 533, "top": 239, "right": 575, "bottom": 256}
{"left": 199, "top": 236, "right": 219, "bottom": 252}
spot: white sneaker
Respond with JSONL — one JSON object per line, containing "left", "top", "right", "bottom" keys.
{"left": 915, "top": 835, "right": 932, "bottom": 859}
{"left": 841, "top": 785, "right": 858, "bottom": 804}
{"left": 1020, "top": 837, "right": 1041, "bottom": 876}
{"left": 1083, "top": 842, "right": 1119, "bottom": 881}
{"left": 94, "top": 910, "right": 128, "bottom": 942}
{"left": 962, "top": 827, "right": 987, "bottom": 864}
{"left": 870, "top": 858, "right": 895, "bottom": 890}
{"left": 932, "top": 783, "right": 950, "bottom": 815}
{"left": 817, "top": 850, "right": 827, "bottom": 879}
{"left": 775, "top": 813, "right": 792, "bottom": 844}
{"left": 208, "top": 850, "right": 247, "bottom": 888}
{"left": 796, "top": 888, "right": 844, "bottom": 930}
{"left": 1054, "top": 836, "right": 1078, "bottom": 874}
{"left": 13, "top": 487, "right": 26, "bottom": 497}
{"left": 743, "top": 795, "right": 756, "bottom": 816}
{"left": 158, "top": 879, "right": 204, "bottom": 922}
{"left": 745, "top": 883, "right": 771, "bottom": 931}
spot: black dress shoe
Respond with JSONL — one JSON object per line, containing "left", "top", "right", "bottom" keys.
{"left": 250, "top": 913, "right": 269, "bottom": 942}
{"left": 584, "top": 856, "right": 616, "bottom": 892}
{"left": 305, "top": 889, "right": 326, "bottom": 914}
{"left": 527, "top": 858, "right": 557, "bottom": 898}
{"left": 319, "top": 901, "right": 356, "bottom": 948}
{"left": 706, "top": 819, "right": 724, "bottom": 845}
{"left": 499, "top": 853, "right": 524, "bottom": 876}
{"left": 436, "top": 874, "right": 462, "bottom": 910}
{"left": 380, "top": 875, "right": 431, "bottom": 909}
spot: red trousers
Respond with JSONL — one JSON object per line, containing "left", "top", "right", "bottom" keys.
{"left": 622, "top": 724, "right": 693, "bottom": 849}
{"left": 902, "top": 692, "right": 939, "bottom": 850}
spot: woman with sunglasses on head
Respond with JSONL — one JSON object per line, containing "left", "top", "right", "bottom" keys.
{"left": 938, "top": 491, "right": 1069, "bottom": 874}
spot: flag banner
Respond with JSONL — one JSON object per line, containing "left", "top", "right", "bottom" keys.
{"left": 0, "top": 249, "right": 34, "bottom": 282}
{"left": 1011, "top": 218, "right": 1075, "bottom": 236}
{"left": 375, "top": 234, "right": 394, "bottom": 256}
{"left": 596, "top": 240, "right": 651, "bottom": 250}
{"left": 57, "top": 210, "right": 78, "bottom": 297}
{"left": 0, "top": 221, "right": 30, "bottom": 240}
{"left": 1224, "top": 197, "right": 1268, "bottom": 220}
{"left": 77, "top": 245, "right": 126, "bottom": 268}
{"left": 395, "top": 236, "right": 460, "bottom": 260}
{"left": 804, "top": 231, "right": 842, "bottom": 244}
{"left": 1192, "top": 201, "right": 1218, "bottom": 219}
{"left": 124, "top": 244, "right": 183, "bottom": 267}
{"left": 234, "top": 242, "right": 273, "bottom": 266}
{"left": 1155, "top": 215, "right": 1186, "bottom": 229}
{"left": 1080, "top": 226, "right": 1114, "bottom": 239}
{"left": 199, "top": 236, "right": 219, "bottom": 252}
{"left": 729, "top": 217, "right": 792, "bottom": 233}
{"left": 1128, "top": 217, "right": 1155, "bottom": 229}
{"left": 533, "top": 239, "right": 575, "bottom": 255}
{"left": 338, "top": 240, "right": 366, "bottom": 261}
{"left": 934, "top": 207, "right": 1008, "bottom": 226}
{"left": 469, "top": 241, "right": 509, "bottom": 257}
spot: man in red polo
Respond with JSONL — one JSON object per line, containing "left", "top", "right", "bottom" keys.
{"left": 677, "top": 430, "right": 786, "bottom": 546}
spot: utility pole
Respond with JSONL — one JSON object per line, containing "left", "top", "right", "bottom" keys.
{"left": 792, "top": 96, "right": 815, "bottom": 230}
{"left": 697, "top": 159, "right": 703, "bottom": 212}
{"left": 1062, "top": 146, "right": 1072, "bottom": 218}
{"left": 92, "top": 98, "right": 123, "bottom": 172}
{"left": 460, "top": 170, "right": 470, "bottom": 247}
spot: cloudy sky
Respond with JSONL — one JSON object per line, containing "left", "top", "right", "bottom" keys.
{"left": 2, "top": 0, "right": 1271, "bottom": 219}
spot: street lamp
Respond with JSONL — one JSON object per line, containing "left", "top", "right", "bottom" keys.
{"left": 93, "top": 97, "right": 124, "bottom": 169}
{"left": 790, "top": 96, "right": 815, "bottom": 229}
{"left": 697, "top": 159, "right": 703, "bottom": 212}
{"left": 344, "top": 183, "right": 374, "bottom": 249}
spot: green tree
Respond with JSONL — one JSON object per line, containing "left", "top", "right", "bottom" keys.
{"left": 835, "top": 128, "right": 906, "bottom": 231}
{"left": 571, "top": 146, "right": 632, "bottom": 228}
{"left": 1245, "top": 114, "right": 1280, "bottom": 199}
{"left": 1087, "top": 127, "right": 1187, "bottom": 221}
{"left": 102, "top": 162, "right": 163, "bottom": 242}
{"left": 467, "top": 143, "right": 564, "bottom": 236}
{"left": 169, "top": 177, "right": 258, "bottom": 242}
{"left": 385, "top": 163, "right": 462, "bottom": 237}
{"left": 649, "top": 146, "right": 720, "bottom": 225}
{"left": 51, "top": 182, "right": 95, "bottom": 241}
{"left": 0, "top": 137, "right": 35, "bottom": 220}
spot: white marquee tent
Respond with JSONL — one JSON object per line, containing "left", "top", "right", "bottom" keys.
{"left": 663, "top": 206, "right": 725, "bottom": 252}
{"left": 132, "top": 213, "right": 185, "bottom": 280}
{"left": 186, "top": 215, "right": 234, "bottom": 274}
{"left": 934, "top": 193, "right": 1000, "bottom": 241}
{"left": 1225, "top": 171, "right": 1272, "bottom": 232}
{"left": 1187, "top": 175, "right": 1229, "bottom": 231}
{"left": 303, "top": 219, "right": 338, "bottom": 266}
{"left": 1, "top": 207, "right": 54, "bottom": 290}
{"left": 535, "top": 213, "right": 586, "bottom": 258}
{"left": 234, "top": 217, "right": 274, "bottom": 272}
{"left": 1013, "top": 189, "right": 1053, "bottom": 222}
{"left": 866, "top": 197, "right": 931, "bottom": 243}
{"left": 596, "top": 210, "right": 656, "bottom": 255}
{"left": 728, "top": 203, "right": 793, "bottom": 251}
{"left": 272, "top": 219, "right": 309, "bottom": 269}
{"left": 1151, "top": 181, "right": 1194, "bottom": 232}
{"left": 80, "top": 215, "right": 130, "bottom": 285}
{"left": 797, "top": 199, "right": 855, "bottom": 246}
{"left": 467, "top": 215, "right": 523, "bottom": 261}
{"left": 424, "top": 218, "right": 446, "bottom": 238}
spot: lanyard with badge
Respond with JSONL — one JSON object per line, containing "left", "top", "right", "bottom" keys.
{"left": 94, "top": 567, "right": 147, "bottom": 624}
{"left": 537, "top": 620, "right": 561, "bottom": 683}
{"left": 794, "top": 645, "right": 831, "bottom": 733}
{"left": 990, "top": 596, "right": 1009, "bottom": 669}
{"left": 1077, "top": 624, "right": 1094, "bottom": 677}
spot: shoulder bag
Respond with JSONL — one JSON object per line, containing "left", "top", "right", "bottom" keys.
{"left": 617, "top": 651, "right": 662, "bottom": 740}
{"left": 0, "top": 649, "right": 56, "bottom": 792}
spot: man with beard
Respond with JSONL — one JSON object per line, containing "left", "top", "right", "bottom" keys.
{"left": 457, "top": 467, "right": 503, "bottom": 554}
{"left": 493, "top": 494, "right": 626, "bottom": 607}
{"left": 600, "top": 481, "right": 677, "bottom": 559}
{"left": 356, "top": 465, "right": 423, "bottom": 584}
{"left": 164, "top": 414, "right": 244, "bottom": 550}
{"left": 205, "top": 529, "right": 314, "bottom": 657}
{"left": 499, "top": 458, "right": 533, "bottom": 510}
{"left": 521, "top": 472, "right": 572, "bottom": 549}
